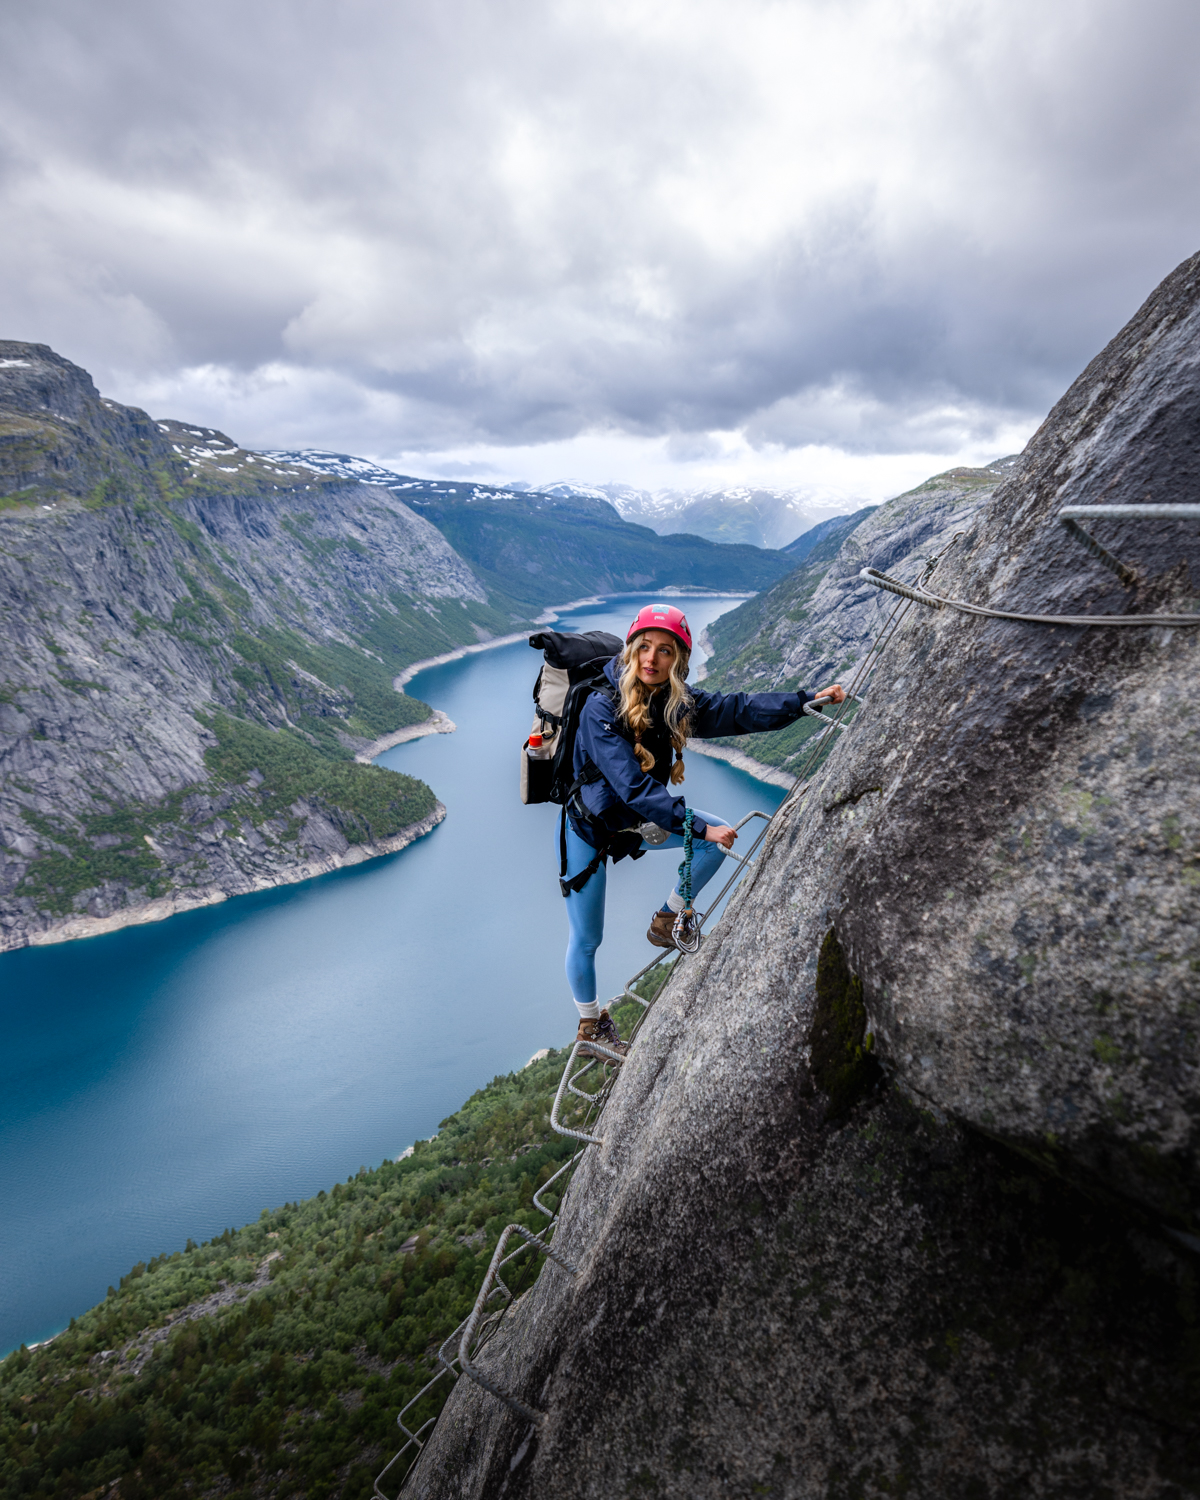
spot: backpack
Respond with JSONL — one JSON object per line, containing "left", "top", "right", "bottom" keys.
{"left": 520, "top": 629, "right": 622, "bottom": 807}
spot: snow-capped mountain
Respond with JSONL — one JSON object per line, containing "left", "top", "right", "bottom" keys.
{"left": 259, "top": 448, "right": 524, "bottom": 502}
{"left": 263, "top": 452, "right": 864, "bottom": 551}
{"left": 510, "top": 480, "right": 864, "bottom": 549}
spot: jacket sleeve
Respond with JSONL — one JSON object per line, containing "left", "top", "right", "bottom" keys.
{"left": 688, "top": 686, "right": 814, "bottom": 738}
{"left": 578, "top": 698, "right": 705, "bottom": 837}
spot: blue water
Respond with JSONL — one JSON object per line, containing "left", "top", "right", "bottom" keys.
{"left": 0, "top": 596, "right": 785, "bottom": 1355}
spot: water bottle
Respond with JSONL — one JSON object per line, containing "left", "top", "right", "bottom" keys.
{"left": 521, "top": 731, "right": 553, "bottom": 804}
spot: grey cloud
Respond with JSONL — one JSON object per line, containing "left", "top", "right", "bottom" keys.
{"left": 1, "top": 0, "right": 1199, "bottom": 458}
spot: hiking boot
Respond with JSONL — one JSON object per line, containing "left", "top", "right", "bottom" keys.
{"left": 575, "top": 1016, "right": 601, "bottom": 1057}
{"left": 594, "top": 1009, "right": 629, "bottom": 1058}
{"left": 646, "top": 909, "right": 679, "bottom": 950}
{"left": 576, "top": 1011, "right": 628, "bottom": 1059}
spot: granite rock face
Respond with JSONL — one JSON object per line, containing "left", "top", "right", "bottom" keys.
{"left": 0, "top": 344, "right": 511, "bottom": 950}
{"left": 410, "top": 258, "right": 1200, "bottom": 1493}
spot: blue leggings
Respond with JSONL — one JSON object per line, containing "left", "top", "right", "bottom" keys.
{"left": 562, "top": 810, "right": 729, "bottom": 1008}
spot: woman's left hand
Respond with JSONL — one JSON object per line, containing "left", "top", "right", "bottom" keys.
{"left": 813, "top": 683, "right": 846, "bottom": 706}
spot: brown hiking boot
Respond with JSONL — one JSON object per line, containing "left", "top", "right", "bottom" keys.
{"left": 575, "top": 1016, "right": 601, "bottom": 1055}
{"left": 576, "top": 1010, "right": 628, "bottom": 1059}
{"left": 595, "top": 1009, "right": 629, "bottom": 1058}
{"left": 646, "top": 909, "right": 679, "bottom": 950}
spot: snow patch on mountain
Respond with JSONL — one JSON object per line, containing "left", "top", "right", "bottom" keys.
{"left": 261, "top": 452, "right": 867, "bottom": 550}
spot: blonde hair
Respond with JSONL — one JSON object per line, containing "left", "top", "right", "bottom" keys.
{"left": 618, "top": 632, "right": 692, "bottom": 786}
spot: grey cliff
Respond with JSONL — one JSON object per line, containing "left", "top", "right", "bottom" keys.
{"left": 408, "top": 258, "right": 1200, "bottom": 1494}
{"left": 0, "top": 343, "right": 514, "bottom": 951}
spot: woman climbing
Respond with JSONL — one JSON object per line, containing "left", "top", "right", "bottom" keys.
{"left": 562, "top": 602, "right": 846, "bottom": 1059}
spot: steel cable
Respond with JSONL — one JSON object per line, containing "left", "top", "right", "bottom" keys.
{"left": 862, "top": 507, "right": 1200, "bottom": 626}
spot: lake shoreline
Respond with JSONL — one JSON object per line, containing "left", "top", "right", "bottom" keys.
{"left": 354, "top": 708, "right": 457, "bottom": 763}
{"left": 686, "top": 739, "right": 798, "bottom": 790}
{"left": 8, "top": 805, "right": 446, "bottom": 953}
{"left": 7, "top": 590, "right": 771, "bottom": 955}
{"left": 391, "top": 596, "right": 606, "bottom": 691}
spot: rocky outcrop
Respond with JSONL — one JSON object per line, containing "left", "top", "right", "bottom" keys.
{"left": 411, "top": 257, "right": 1200, "bottom": 1493}
{"left": 697, "top": 459, "right": 1018, "bottom": 775}
{"left": 0, "top": 344, "right": 514, "bottom": 950}
{"left": 22, "top": 804, "right": 445, "bottom": 948}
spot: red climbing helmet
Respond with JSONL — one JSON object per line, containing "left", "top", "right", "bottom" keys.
{"left": 625, "top": 603, "right": 692, "bottom": 652}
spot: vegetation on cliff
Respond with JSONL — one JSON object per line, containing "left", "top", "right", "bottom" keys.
{"left": 0, "top": 975, "right": 665, "bottom": 1500}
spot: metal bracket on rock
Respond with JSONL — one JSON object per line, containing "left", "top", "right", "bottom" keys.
{"left": 550, "top": 1039, "right": 626, "bottom": 1145}
{"left": 1058, "top": 504, "right": 1200, "bottom": 519}
{"left": 803, "top": 700, "right": 849, "bottom": 731}
{"left": 372, "top": 1198, "right": 580, "bottom": 1495}
{"left": 456, "top": 1223, "right": 579, "bottom": 1426}
{"left": 1057, "top": 503, "right": 1200, "bottom": 590}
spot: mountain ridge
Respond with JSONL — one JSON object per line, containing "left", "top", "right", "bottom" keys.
{"left": 262, "top": 455, "right": 872, "bottom": 552}
{"left": 0, "top": 344, "right": 511, "bottom": 951}
{"left": 513, "top": 477, "right": 866, "bottom": 550}
{"left": 259, "top": 449, "right": 797, "bottom": 605}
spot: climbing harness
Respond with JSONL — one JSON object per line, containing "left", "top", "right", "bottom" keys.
{"left": 671, "top": 808, "right": 702, "bottom": 953}
{"left": 376, "top": 503, "right": 1200, "bottom": 1494}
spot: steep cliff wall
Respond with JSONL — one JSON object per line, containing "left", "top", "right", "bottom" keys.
{"left": 410, "top": 258, "right": 1200, "bottom": 1494}
{"left": 0, "top": 344, "right": 517, "bottom": 950}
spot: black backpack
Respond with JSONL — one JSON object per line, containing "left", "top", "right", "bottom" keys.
{"left": 520, "top": 629, "right": 622, "bottom": 807}
{"left": 521, "top": 629, "right": 633, "bottom": 896}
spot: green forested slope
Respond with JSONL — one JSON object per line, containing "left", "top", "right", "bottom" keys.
{"left": 0, "top": 979, "right": 665, "bottom": 1500}
{"left": 393, "top": 485, "right": 797, "bottom": 606}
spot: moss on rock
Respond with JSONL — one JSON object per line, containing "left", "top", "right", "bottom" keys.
{"left": 809, "top": 926, "right": 880, "bottom": 1118}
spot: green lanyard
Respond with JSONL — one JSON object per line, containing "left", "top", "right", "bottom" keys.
{"left": 673, "top": 809, "right": 701, "bottom": 953}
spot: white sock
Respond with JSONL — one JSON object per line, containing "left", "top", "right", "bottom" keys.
{"left": 574, "top": 1000, "right": 601, "bottom": 1020}
{"left": 665, "top": 890, "right": 687, "bottom": 913}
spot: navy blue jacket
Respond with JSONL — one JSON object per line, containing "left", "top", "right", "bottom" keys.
{"left": 569, "top": 657, "right": 814, "bottom": 850}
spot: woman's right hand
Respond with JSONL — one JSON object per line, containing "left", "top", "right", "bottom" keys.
{"left": 704, "top": 824, "right": 738, "bottom": 850}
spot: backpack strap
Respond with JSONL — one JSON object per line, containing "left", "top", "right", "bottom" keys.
{"left": 559, "top": 809, "right": 607, "bottom": 897}
{"left": 558, "top": 759, "right": 609, "bottom": 896}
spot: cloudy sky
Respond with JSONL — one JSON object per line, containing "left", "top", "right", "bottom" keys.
{"left": 2, "top": 0, "right": 1199, "bottom": 504}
